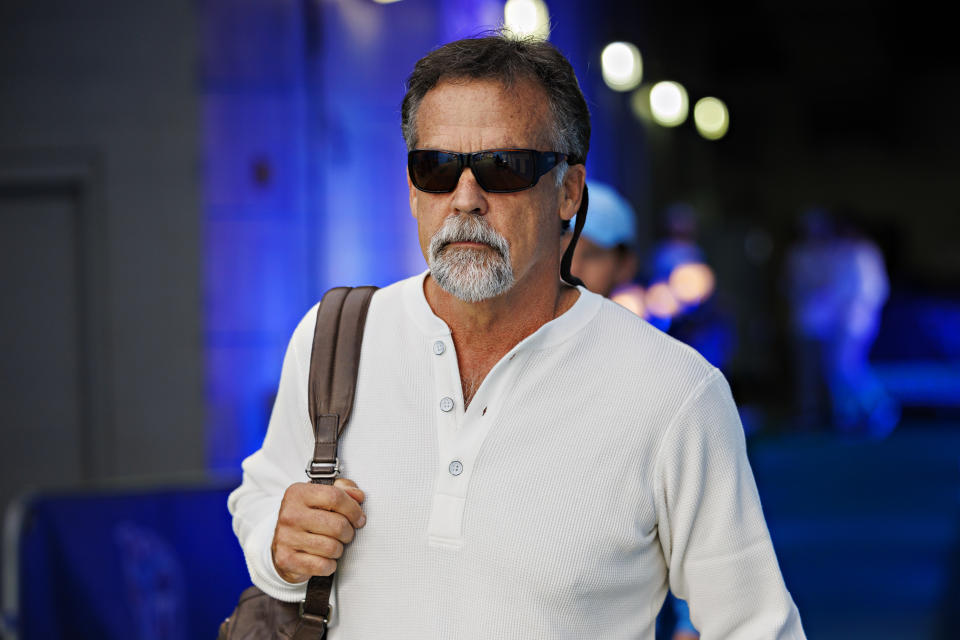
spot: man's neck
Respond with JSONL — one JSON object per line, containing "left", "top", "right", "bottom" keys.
{"left": 423, "top": 271, "right": 579, "bottom": 407}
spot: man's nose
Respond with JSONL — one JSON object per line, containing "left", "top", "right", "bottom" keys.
{"left": 451, "top": 168, "right": 487, "bottom": 216}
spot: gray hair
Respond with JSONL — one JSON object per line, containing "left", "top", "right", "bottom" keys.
{"left": 401, "top": 33, "right": 591, "bottom": 191}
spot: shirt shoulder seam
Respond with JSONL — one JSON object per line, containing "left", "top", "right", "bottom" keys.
{"left": 651, "top": 366, "right": 724, "bottom": 476}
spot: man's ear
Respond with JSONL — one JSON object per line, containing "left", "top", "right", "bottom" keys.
{"left": 407, "top": 168, "right": 420, "bottom": 220}
{"left": 559, "top": 164, "right": 586, "bottom": 223}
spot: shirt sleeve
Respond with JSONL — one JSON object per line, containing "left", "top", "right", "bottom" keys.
{"left": 226, "top": 304, "right": 319, "bottom": 602}
{"left": 654, "top": 369, "right": 806, "bottom": 639}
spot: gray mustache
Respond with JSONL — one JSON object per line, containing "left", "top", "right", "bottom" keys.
{"left": 430, "top": 215, "right": 509, "bottom": 259}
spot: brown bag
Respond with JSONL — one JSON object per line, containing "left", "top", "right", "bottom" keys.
{"left": 218, "top": 286, "right": 378, "bottom": 640}
{"left": 216, "top": 586, "right": 301, "bottom": 639}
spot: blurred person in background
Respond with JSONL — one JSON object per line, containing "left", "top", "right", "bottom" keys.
{"left": 570, "top": 181, "right": 699, "bottom": 640}
{"left": 567, "top": 180, "right": 638, "bottom": 297}
{"left": 647, "top": 203, "right": 734, "bottom": 372}
{"left": 784, "top": 207, "right": 899, "bottom": 437}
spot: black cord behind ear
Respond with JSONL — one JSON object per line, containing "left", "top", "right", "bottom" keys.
{"left": 560, "top": 183, "right": 588, "bottom": 287}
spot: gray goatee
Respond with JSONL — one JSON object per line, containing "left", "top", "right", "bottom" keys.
{"left": 428, "top": 214, "right": 514, "bottom": 302}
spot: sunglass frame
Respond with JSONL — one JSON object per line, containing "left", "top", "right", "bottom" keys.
{"left": 408, "top": 148, "right": 567, "bottom": 194}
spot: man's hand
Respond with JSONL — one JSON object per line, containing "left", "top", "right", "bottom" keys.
{"left": 271, "top": 478, "right": 366, "bottom": 583}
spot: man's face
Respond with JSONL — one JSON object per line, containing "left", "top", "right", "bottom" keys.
{"left": 408, "top": 78, "right": 580, "bottom": 302}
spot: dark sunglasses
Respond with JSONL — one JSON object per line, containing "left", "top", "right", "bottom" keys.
{"left": 408, "top": 148, "right": 567, "bottom": 194}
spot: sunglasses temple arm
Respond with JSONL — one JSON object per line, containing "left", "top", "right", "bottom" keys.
{"left": 560, "top": 183, "right": 587, "bottom": 288}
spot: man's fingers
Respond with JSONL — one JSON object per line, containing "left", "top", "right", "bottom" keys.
{"left": 295, "top": 482, "right": 366, "bottom": 528}
{"left": 334, "top": 477, "right": 358, "bottom": 490}
{"left": 335, "top": 478, "right": 365, "bottom": 504}
{"left": 342, "top": 486, "right": 365, "bottom": 505}
{"left": 293, "top": 551, "right": 337, "bottom": 577}
{"left": 277, "top": 526, "right": 346, "bottom": 560}
{"left": 275, "top": 548, "right": 338, "bottom": 581}
{"left": 273, "top": 481, "right": 367, "bottom": 583}
{"left": 302, "top": 509, "right": 357, "bottom": 544}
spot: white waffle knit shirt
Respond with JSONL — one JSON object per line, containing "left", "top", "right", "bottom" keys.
{"left": 228, "top": 271, "right": 805, "bottom": 639}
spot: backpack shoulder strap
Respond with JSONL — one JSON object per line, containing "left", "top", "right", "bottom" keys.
{"left": 297, "top": 285, "right": 377, "bottom": 637}
{"left": 306, "top": 285, "right": 378, "bottom": 484}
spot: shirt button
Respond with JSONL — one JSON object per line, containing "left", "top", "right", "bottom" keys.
{"left": 432, "top": 340, "right": 446, "bottom": 355}
{"left": 448, "top": 460, "right": 463, "bottom": 476}
{"left": 439, "top": 396, "right": 455, "bottom": 412}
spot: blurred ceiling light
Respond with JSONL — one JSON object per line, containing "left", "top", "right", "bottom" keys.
{"left": 373, "top": 0, "right": 403, "bottom": 4}
{"left": 601, "top": 42, "right": 643, "bottom": 92}
{"left": 644, "top": 282, "right": 680, "bottom": 318}
{"left": 668, "top": 262, "right": 716, "bottom": 305}
{"left": 504, "top": 0, "right": 550, "bottom": 40}
{"left": 611, "top": 284, "right": 647, "bottom": 318}
{"left": 649, "top": 81, "right": 688, "bottom": 127}
{"left": 693, "top": 97, "right": 729, "bottom": 140}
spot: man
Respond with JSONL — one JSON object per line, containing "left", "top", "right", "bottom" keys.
{"left": 229, "top": 34, "right": 805, "bottom": 638}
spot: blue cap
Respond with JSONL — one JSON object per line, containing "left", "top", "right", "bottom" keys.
{"left": 576, "top": 181, "right": 637, "bottom": 248}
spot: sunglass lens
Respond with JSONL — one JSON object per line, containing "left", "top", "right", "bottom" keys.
{"left": 410, "top": 151, "right": 462, "bottom": 192}
{"left": 473, "top": 150, "right": 535, "bottom": 192}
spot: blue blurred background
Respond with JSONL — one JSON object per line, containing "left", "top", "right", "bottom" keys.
{"left": 0, "top": 0, "right": 957, "bottom": 638}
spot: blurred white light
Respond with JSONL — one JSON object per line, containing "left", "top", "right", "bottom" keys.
{"left": 504, "top": 0, "right": 550, "bottom": 40}
{"left": 611, "top": 284, "right": 647, "bottom": 318}
{"left": 668, "top": 262, "right": 715, "bottom": 305}
{"left": 650, "top": 81, "right": 689, "bottom": 127}
{"left": 373, "top": 0, "right": 402, "bottom": 4}
{"left": 694, "top": 97, "right": 729, "bottom": 140}
{"left": 601, "top": 42, "right": 643, "bottom": 92}
{"left": 645, "top": 282, "right": 680, "bottom": 318}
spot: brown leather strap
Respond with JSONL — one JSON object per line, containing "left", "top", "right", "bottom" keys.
{"left": 290, "top": 608, "right": 329, "bottom": 640}
{"left": 300, "top": 285, "right": 377, "bottom": 633}
{"left": 301, "top": 574, "right": 334, "bottom": 624}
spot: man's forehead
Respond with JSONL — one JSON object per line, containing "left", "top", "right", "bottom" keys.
{"left": 416, "top": 77, "right": 553, "bottom": 146}
{"left": 430, "top": 73, "right": 544, "bottom": 96}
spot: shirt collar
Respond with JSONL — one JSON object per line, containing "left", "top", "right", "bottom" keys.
{"left": 402, "top": 269, "right": 602, "bottom": 351}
